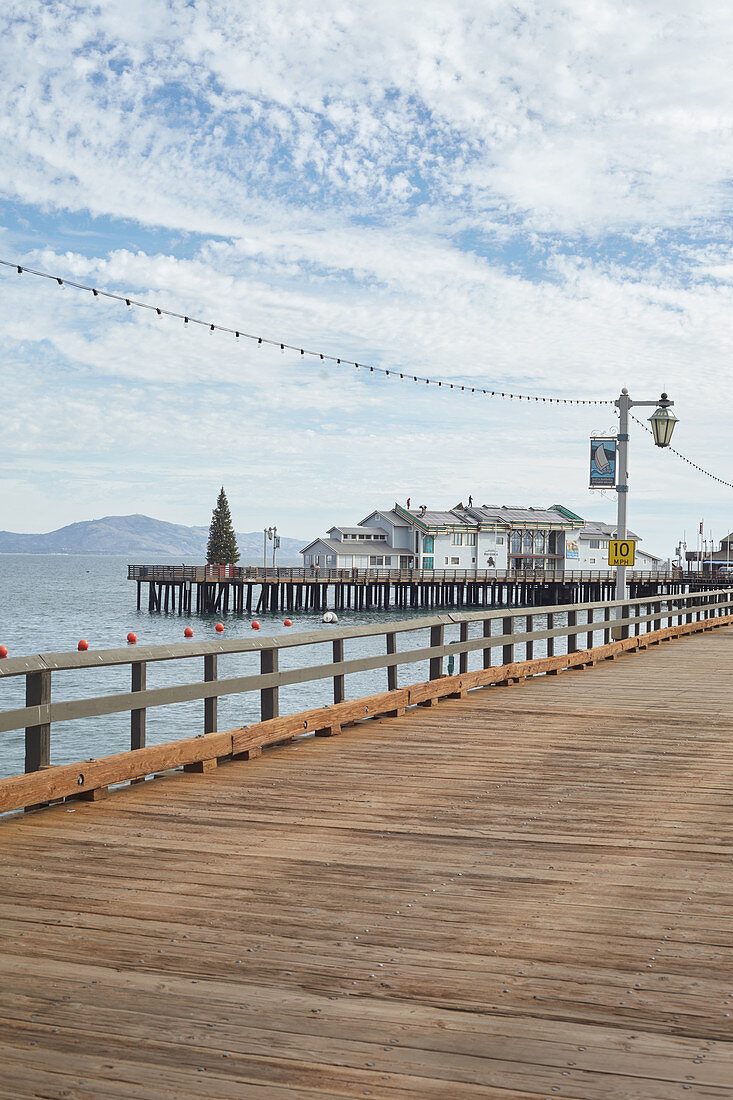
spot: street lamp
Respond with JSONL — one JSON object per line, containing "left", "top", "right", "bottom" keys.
{"left": 263, "top": 525, "right": 279, "bottom": 570}
{"left": 615, "top": 389, "right": 678, "bottom": 607}
{"left": 648, "top": 394, "right": 679, "bottom": 447}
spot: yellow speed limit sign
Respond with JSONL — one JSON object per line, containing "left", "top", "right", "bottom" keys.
{"left": 608, "top": 539, "right": 635, "bottom": 567}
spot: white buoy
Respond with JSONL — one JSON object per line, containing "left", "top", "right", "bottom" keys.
{"left": 322, "top": 611, "right": 338, "bottom": 624}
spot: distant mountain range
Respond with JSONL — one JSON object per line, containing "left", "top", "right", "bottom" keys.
{"left": 0, "top": 514, "right": 306, "bottom": 561}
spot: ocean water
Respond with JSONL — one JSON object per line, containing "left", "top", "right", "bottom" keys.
{"left": 0, "top": 555, "right": 580, "bottom": 779}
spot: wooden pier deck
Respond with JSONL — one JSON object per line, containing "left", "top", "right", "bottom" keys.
{"left": 1, "top": 628, "right": 732, "bottom": 1098}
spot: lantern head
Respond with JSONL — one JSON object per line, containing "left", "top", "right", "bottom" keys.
{"left": 648, "top": 393, "right": 678, "bottom": 447}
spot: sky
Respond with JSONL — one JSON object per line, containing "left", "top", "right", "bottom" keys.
{"left": 1, "top": 0, "right": 732, "bottom": 558}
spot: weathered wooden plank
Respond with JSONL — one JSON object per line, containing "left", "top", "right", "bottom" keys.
{"left": 1, "top": 626, "right": 733, "bottom": 1097}
{"left": 0, "top": 731, "right": 234, "bottom": 812}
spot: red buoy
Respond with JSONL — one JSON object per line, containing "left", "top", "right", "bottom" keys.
{"left": 78, "top": 639, "right": 89, "bottom": 651}
{"left": 283, "top": 618, "right": 293, "bottom": 627}
{"left": 0, "top": 645, "right": 8, "bottom": 659}
{"left": 215, "top": 622, "right": 224, "bottom": 633}
{"left": 127, "top": 632, "right": 137, "bottom": 645}
{"left": 251, "top": 620, "right": 260, "bottom": 630}
{"left": 184, "top": 627, "right": 194, "bottom": 638}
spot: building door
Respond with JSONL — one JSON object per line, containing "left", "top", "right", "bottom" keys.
{"left": 423, "top": 557, "right": 434, "bottom": 570}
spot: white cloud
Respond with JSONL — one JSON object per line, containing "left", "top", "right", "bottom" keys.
{"left": 0, "top": 1, "right": 732, "bottom": 552}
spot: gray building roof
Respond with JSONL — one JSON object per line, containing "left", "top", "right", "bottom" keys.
{"left": 405, "top": 509, "right": 473, "bottom": 527}
{"left": 301, "top": 536, "right": 411, "bottom": 556}
{"left": 467, "top": 505, "right": 574, "bottom": 527}
{"left": 360, "top": 509, "right": 411, "bottom": 527}
{"left": 327, "top": 526, "right": 372, "bottom": 535}
{"left": 300, "top": 537, "right": 346, "bottom": 555}
{"left": 579, "top": 520, "right": 640, "bottom": 540}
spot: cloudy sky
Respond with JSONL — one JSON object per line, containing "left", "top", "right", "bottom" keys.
{"left": 1, "top": 0, "right": 732, "bottom": 556}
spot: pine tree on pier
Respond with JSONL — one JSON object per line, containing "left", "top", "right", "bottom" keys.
{"left": 206, "top": 487, "right": 240, "bottom": 564}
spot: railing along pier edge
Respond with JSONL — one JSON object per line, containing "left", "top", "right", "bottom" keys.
{"left": 1, "top": 588, "right": 732, "bottom": 815}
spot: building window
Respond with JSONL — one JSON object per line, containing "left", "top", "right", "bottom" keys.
{"left": 466, "top": 532, "right": 477, "bottom": 545}
{"left": 511, "top": 532, "right": 522, "bottom": 554}
{"left": 384, "top": 557, "right": 392, "bottom": 565}
{"left": 422, "top": 535, "right": 434, "bottom": 553}
{"left": 369, "top": 556, "right": 384, "bottom": 566}
{"left": 522, "top": 531, "right": 533, "bottom": 553}
{"left": 589, "top": 558, "right": 596, "bottom": 563}
{"left": 451, "top": 532, "right": 463, "bottom": 545}
{"left": 444, "top": 557, "right": 449, "bottom": 564}
{"left": 450, "top": 556, "right": 460, "bottom": 565}
{"left": 496, "top": 536, "right": 504, "bottom": 544}
{"left": 534, "top": 531, "right": 545, "bottom": 553}
{"left": 472, "top": 557, "right": 476, "bottom": 563}
{"left": 589, "top": 539, "right": 600, "bottom": 549}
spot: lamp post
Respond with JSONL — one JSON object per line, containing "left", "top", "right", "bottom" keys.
{"left": 263, "top": 526, "right": 278, "bottom": 570}
{"left": 615, "top": 389, "right": 678, "bottom": 609}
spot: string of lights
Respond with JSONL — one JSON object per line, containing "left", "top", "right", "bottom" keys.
{"left": 630, "top": 412, "right": 733, "bottom": 490}
{"left": 1, "top": 256, "right": 612, "bottom": 406}
{"left": 5, "top": 256, "right": 732, "bottom": 488}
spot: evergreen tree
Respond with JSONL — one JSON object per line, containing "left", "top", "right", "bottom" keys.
{"left": 206, "top": 487, "right": 240, "bottom": 564}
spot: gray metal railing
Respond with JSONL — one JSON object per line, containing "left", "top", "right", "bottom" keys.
{"left": 2, "top": 588, "right": 732, "bottom": 781}
{"left": 128, "top": 564, "right": 691, "bottom": 583}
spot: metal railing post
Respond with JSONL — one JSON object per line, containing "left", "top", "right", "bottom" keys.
{"left": 260, "top": 648, "right": 279, "bottom": 721}
{"left": 429, "top": 624, "right": 444, "bottom": 680}
{"left": 503, "top": 615, "right": 513, "bottom": 665}
{"left": 386, "top": 632, "right": 397, "bottom": 691}
{"left": 459, "top": 621, "right": 469, "bottom": 673}
{"left": 332, "top": 639, "right": 345, "bottom": 703}
{"left": 567, "top": 610, "right": 577, "bottom": 653}
{"left": 25, "top": 670, "right": 51, "bottom": 773}
{"left": 204, "top": 654, "right": 218, "bottom": 734}
{"left": 483, "top": 620, "right": 492, "bottom": 668}
{"left": 131, "top": 661, "right": 146, "bottom": 750}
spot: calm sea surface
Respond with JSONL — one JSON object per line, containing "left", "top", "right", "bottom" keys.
{"left": 0, "top": 555, "right": 580, "bottom": 779}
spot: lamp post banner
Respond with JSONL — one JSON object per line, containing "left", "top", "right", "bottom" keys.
{"left": 589, "top": 437, "right": 617, "bottom": 488}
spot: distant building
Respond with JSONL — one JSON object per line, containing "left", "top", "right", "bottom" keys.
{"left": 686, "top": 532, "right": 733, "bottom": 573}
{"left": 301, "top": 502, "right": 665, "bottom": 572}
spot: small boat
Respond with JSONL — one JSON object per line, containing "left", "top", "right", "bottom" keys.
{"left": 594, "top": 442, "right": 611, "bottom": 473}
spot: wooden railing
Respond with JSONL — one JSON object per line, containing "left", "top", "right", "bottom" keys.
{"left": 128, "top": 564, "right": 690, "bottom": 583}
{"left": 1, "top": 588, "right": 732, "bottom": 814}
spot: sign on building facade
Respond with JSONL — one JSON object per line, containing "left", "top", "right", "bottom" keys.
{"left": 589, "top": 438, "right": 617, "bottom": 488}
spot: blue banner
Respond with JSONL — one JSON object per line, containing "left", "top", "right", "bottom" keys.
{"left": 590, "top": 438, "right": 616, "bottom": 488}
